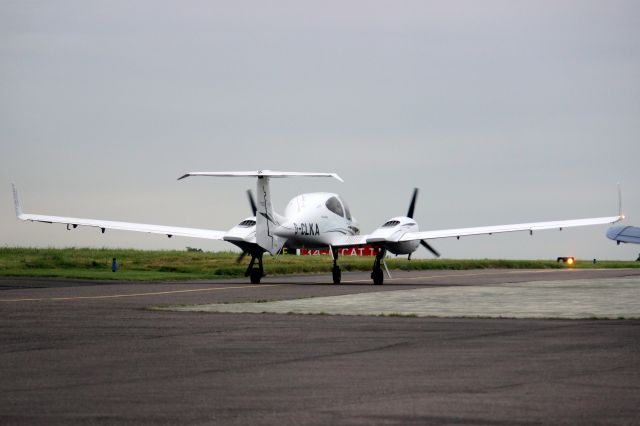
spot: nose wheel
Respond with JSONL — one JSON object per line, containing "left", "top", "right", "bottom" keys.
{"left": 332, "top": 265, "right": 341, "bottom": 284}
{"left": 331, "top": 247, "right": 341, "bottom": 284}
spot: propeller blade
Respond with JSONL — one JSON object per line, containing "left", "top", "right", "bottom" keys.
{"left": 236, "top": 251, "right": 248, "bottom": 264}
{"left": 420, "top": 240, "right": 440, "bottom": 258}
{"left": 247, "top": 189, "right": 257, "bottom": 216}
{"left": 407, "top": 188, "right": 418, "bottom": 219}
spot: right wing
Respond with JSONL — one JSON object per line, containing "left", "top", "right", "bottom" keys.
{"left": 400, "top": 215, "right": 622, "bottom": 242}
{"left": 12, "top": 184, "right": 225, "bottom": 240}
{"left": 327, "top": 216, "right": 623, "bottom": 248}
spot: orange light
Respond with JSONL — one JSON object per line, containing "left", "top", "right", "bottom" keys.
{"left": 567, "top": 257, "right": 574, "bottom": 265}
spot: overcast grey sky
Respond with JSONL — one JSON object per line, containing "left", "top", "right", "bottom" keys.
{"left": 1, "top": 0, "right": 639, "bottom": 259}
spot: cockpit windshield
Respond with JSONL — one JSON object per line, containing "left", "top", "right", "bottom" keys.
{"left": 325, "top": 196, "right": 345, "bottom": 217}
{"left": 342, "top": 198, "right": 352, "bottom": 220}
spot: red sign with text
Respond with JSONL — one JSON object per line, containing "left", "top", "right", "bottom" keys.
{"left": 299, "top": 246, "right": 378, "bottom": 256}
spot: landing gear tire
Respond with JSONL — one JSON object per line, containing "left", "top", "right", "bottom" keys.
{"left": 250, "top": 269, "right": 262, "bottom": 284}
{"left": 330, "top": 246, "right": 341, "bottom": 284}
{"left": 245, "top": 253, "right": 264, "bottom": 284}
{"left": 371, "top": 268, "right": 384, "bottom": 285}
{"left": 332, "top": 266, "right": 341, "bottom": 284}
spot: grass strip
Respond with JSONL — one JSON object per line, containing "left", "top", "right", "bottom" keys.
{"left": 0, "top": 247, "right": 638, "bottom": 281}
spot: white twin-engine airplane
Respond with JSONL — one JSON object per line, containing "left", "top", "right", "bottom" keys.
{"left": 12, "top": 171, "right": 624, "bottom": 285}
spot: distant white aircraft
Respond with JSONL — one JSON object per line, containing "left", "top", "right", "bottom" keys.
{"left": 607, "top": 225, "right": 640, "bottom": 245}
{"left": 12, "top": 171, "right": 624, "bottom": 285}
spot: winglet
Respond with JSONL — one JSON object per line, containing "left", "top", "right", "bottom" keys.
{"left": 618, "top": 183, "right": 625, "bottom": 220}
{"left": 11, "top": 184, "right": 24, "bottom": 219}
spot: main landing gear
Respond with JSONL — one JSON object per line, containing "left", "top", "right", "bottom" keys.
{"left": 330, "top": 247, "right": 386, "bottom": 285}
{"left": 371, "top": 248, "right": 387, "bottom": 285}
{"left": 245, "top": 253, "right": 264, "bottom": 284}
{"left": 331, "top": 247, "right": 341, "bottom": 284}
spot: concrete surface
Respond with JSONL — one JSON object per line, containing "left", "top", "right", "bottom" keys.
{"left": 1, "top": 269, "right": 639, "bottom": 425}
{"left": 170, "top": 276, "right": 640, "bottom": 319}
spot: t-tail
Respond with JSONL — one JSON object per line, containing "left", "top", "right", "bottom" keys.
{"left": 255, "top": 176, "right": 286, "bottom": 255}
{"left": 178, "top": 170, "right": 343, "bottom": 255}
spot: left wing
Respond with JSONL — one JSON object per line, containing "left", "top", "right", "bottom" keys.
{"left": 12, "top": 184, "right": 225, "bottom": 240}
{"left": 400, "top": 215, "right": 623, "bottom": 242}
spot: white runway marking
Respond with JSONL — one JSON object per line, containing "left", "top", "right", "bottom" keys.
{"left": 0, "top": 284, "right": 284, "bottom": 303}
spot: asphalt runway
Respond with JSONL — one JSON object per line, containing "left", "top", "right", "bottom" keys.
{"left": 1, "top": 269, "right": 640, "bottom": 425}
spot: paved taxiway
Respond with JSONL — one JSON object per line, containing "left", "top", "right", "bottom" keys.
{"left": 1, "top": 268, "right": 639, "bottom": 425}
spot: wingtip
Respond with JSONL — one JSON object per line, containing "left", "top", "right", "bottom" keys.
{"left": 617, "top": 183, "right": 624, "bottom": 219}
{"left": 11, "top": 183, "right": 23, "bottom": 218}
{"left": 177, "top": 174, "right": 190, "bottom": 181}
{"left": 332, "top": 173, "right": 344, "bottom": 183}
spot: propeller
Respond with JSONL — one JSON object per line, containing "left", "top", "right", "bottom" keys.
{"left": 420, "top": 240, "right": 440, "bottom": 258}
{"left": 407, "top": 188, "right": 441, "bottom": 258}
{"left": 247, "top": 189, "right": 257, "bottom": 216}
{"left": 236, "top": 251, "right": 248, "bottom": 264}
{"left": 237, "top": 189, "right": 259, "bottom": 263}
{"left": 407, "top": 188, "right": 418, "bottom": 219}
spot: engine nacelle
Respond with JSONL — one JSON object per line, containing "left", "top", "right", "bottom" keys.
{"left": 224, "top": 216, "right": 257, "bottom": 243}
{"left": 366, "top": 216, "right": 420, "bottom": 255}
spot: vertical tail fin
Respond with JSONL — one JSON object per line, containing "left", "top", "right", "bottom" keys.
{"left": 256, "top": 177, "right": 286, "bottom": 255}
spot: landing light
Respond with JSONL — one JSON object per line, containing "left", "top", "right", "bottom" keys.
{"left": 557, "top": 256, "right": 575, "bottom": 265}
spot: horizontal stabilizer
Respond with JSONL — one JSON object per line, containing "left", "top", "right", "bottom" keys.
{"left": 178, "top": 170, "right": 343, "bottom": 182}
